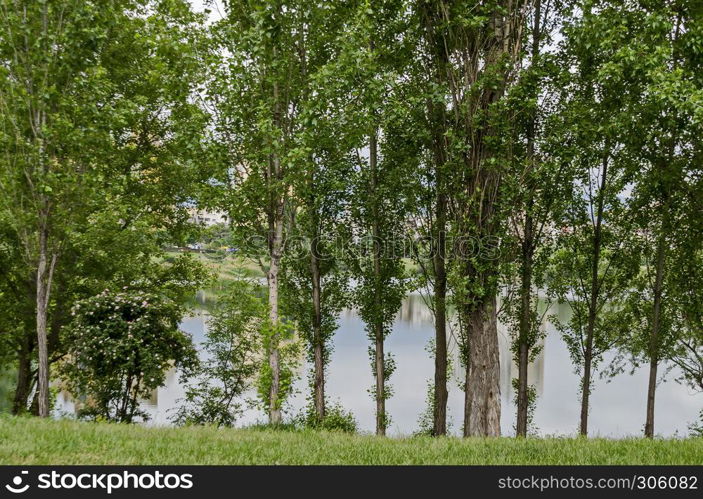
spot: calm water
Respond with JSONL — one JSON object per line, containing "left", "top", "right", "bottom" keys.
{"left": 56, "top": 294, "right": 701, "bottom": 437}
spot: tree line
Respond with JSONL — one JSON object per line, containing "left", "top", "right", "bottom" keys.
{"left": 0, "top": 0, "right": 701, "bottom": 438}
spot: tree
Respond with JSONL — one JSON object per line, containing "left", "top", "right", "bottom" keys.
{"left": 0, "top": 0, "right": 207, "bottom": 417}
{"left": 500, "top": 0, "right": 567, "bottom": 437}
{"left": 0, "top": 0, "right": 125, "bottom": 417}
{"left": 614, "top": 0, "right": 702, "bottom": 437}
{"left": 424, "top": 0, "right": 531, "bottom": 437}
{"left": 207, "top": 0, "right": 312, "bottom": 424}
{"left": 408, "top": 0, "right": 454, "bottom": 437}
{"left": 546, "top": 0, "right": 648, "bottom": 436}
{"left": 278, "top": 0, "right": 356, "bottom": 423}
{"left": 341, "top": 0, "right": 414, "bottom": 436}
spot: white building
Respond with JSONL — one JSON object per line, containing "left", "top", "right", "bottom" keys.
{"left": 187, "top": 207, "right": 228, "bottom": 227}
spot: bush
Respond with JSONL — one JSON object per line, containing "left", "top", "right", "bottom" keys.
{"left": 61, "top": 289, "right": 197, "bottom": 423}
{"left": 689, "top": 409, "right": 703, "bottom": 438}
{"left": 293, "top": 402, "right": 358, "bottom": 433}
{"left": 172, "top": 281, "right": 264, "bottom": 427}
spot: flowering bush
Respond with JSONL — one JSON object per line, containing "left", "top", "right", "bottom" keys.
{"left": 61, "top": 289, "right": 197, "bottom": 423}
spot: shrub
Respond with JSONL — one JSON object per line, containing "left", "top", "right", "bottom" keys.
{"left": 172, "top": 281, "right": 264, "bottom": 427}
{"left": 293, "top": 402, "right": 358, "bottom": 433}
{"left": 61, "top": 289, "right": 197, "bottom": 423}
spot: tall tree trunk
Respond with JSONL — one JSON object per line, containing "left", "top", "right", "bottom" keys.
{"left": 644, "top": 229, "right": 667, "bottom": 438}
{"left": 267, "top": 210, "right": 283, "bottom": 425}
{"left": 266, "top": 50, "right": 284, "bottom": 425}
{"left": 374, "top": 330, "right": 385, "bottom": 436}
{"left": 35, "top": 223, "right": 56, "bottom": 418}
{"left": 369, "top": 128, "right": 386, "bottom": 436}
{"left": 426, "top": 70, "right": 449, "bottom": 436}
{"left": 12, "top": 333, "right": 33, "bottom": 415}
{"left": 515, "top": 0, "right": 541, "bottom": 439}
{"left": 420, "top": 3, "right": 450, "bottom": 435}
{"left": 310, "top": 227, "right": 325, "bottom": 421}
{"left": 432, "top": 189, "right": 448, "bottom": 436}
{"left": 463, "top": 295, "right": 501, "bottom": 437}
{"left": 516, "top": 211, "right": 534, "bottom": 437}
{"left": 580, "top": 152, "right": 608, "bottom": 436}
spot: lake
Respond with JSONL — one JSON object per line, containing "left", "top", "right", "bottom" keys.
{"left": 55, "top": 294, "right": 701, "bottom": 437}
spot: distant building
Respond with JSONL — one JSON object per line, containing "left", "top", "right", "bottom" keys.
{"left": 187, "top": 207, "right": 228, "bottom": 227}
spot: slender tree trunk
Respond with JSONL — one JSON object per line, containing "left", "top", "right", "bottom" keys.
{"left": 426, "top": 68, "right": 449, "bottom": 437}
{"left": 426, "top": 87, "right": 449, "bottom": 436}
{"left": 267, "top": 211, "right": 283, "bottom": 425}
{"left": 120, "top": 372, "right": 133, "bottom": 423}
{"left": 369, "top": 128, "right": 386, "bottom": 436}
{"left": 266, "top": 52, "right": 284, "bottom": 425}
{"left": 516, "top": 0, "right": 541, "bottom": 439}
{"left": 374, "top": 329, "right": 385, "bottom": 436}
{"left": 463, "top": 295, "right": 501, "bottom": 437}
{"left": 516, "top": 211, "right": 534, "bottom": 437}
{"left": 35, "top": 223, "right": 56, "bottom": 418}
{"left": 579, "top": 330, "right": 594, "bottom": 436}
{"left": 368, "top": 39, "right": 387, "bottom": 437}
{"left": 643, "top": 11, "right": 683, "bottom": 439}
{"left": 580, "top": 152, "right": 608, "bottom": 436}
{"left": 432, "top": 192, "right": 448, "bottom": 436}
{"left": 645, "top": 230, "right": 667, "bottom": 438}
{"left": 310, "top": 229, "right": 325, "bottom": 420}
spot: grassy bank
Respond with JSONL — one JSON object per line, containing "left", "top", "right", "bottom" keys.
{"left": 1, "top": 416, "right": 701, "bottom": 465}
{"left": 163, "top": 250, "right": 264, "bottom": 281}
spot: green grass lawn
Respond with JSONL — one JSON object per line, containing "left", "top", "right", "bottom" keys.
{"left": 1, "top": 416, "right": 701, "bottom": 465}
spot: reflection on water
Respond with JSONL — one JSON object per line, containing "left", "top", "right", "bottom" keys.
{"left": 56, "top": 294, "right": 701, "bottom": 437}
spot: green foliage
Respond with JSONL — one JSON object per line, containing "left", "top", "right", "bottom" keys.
{"left": 172, "top": 281, "right": 265, "bottom": 427}
{"left": 663, "top": 247, "right": 703, "bottom": 392}
{"left": 689, "top": 410, "right": 703, "bottom": 438}
{"left": 0, "top": 366, "right": 14, "bottom": 413}
{"left": 198, "top": 224, "right": 234, "bottom": 252}
{"left": 511, "top": 379, "right": 539, "bottom": 437}
{"left": 293, "top": 402, "right": 358, "bottom": 434}
{"left": 415, "top": 339, "right": 454, "bottom": 436}
{"left": 0, "top": 0, "right": 209, "bottom": 413}
{"left": 0, "top": 0, "right": 701, "bottom": 441}
{"left": 61, "top": 290, "right": 197, "bottom": 423}
{"left": 255, "top": 319, "right": 302, "bottom": 414}
{"left": 548, "top": 243, "right": 638, "bottom": 375}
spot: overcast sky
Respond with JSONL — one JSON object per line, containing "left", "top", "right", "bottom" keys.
{"left": 189, "top": 0, "right": 225, "bottom": 23}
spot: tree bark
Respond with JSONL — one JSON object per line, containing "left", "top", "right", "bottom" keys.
{"left": 432, "top": 192, "right": 448, "bottom": 436}
{"left": 463, "top": 295, "right": 501, "bottom": 437}
{"left": 516, "top": 211, "right": 534, "bottom": 437}
{"left": 310, "top": 231, "right": 325, "bottom": 420}
{"left": 266, "top": 47, "right": 284, "bottom": 425}
{"left": 374, "top": 329, "right": 385, "bottom": 436}
{"left": 12, "top": 333, "right": 33, "bottom": 415}
{"left": 425, "top": 69, "right": 449, "bottom": 436}
{"left": 35, "top": 223, "right": 56, "bottom": 418}
{"left": 644, "top": 230, "right": 666, "bottom": 438}
{"left": 369, "top": 127, "right": 386, "bottom": 436}
{"left": 267, "top": 210, "right": 283, "bottom": 425}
